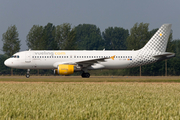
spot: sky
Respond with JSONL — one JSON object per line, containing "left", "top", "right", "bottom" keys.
{"left": 0, "top": 0, "right": 179, "bottom": 54}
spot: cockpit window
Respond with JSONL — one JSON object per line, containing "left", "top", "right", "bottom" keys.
{"left": 11, "top": 55, "right": 20, "bottom": 58}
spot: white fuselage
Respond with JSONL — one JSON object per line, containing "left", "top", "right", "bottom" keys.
{"left": 4, "top": 50, "right": 142, "bottom": 70}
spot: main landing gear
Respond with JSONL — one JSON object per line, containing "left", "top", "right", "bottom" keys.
{"left": 81, "top": 72, "right": 90, "bottom": 78}
{"left": 26, "top": 69, "right": 30, "bottom": 78}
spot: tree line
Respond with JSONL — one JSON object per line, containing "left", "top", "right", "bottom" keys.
{"left": 1, "top": 23, "right": 180, "bottom": 76}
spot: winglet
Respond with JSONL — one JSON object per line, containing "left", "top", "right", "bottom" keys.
{"left": 110, "top": 55, "right": 115, "bottom": 60}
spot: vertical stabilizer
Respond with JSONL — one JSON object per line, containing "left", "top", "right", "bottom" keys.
{"left": 141, "top": 24, "right": 172, "bottom": 52}
{"left": 127, "top": 24, "right": 173, "bottom": 68}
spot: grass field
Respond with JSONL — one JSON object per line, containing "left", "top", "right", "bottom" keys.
{"left": 0, "top": 76, "right": 180, "bottom": 82}
{"left": 0, "top": 76, "right": 180, "bottom": 119}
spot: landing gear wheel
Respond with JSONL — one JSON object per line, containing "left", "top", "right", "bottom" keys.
{"left": 81, "top": 72, "right": 90, "bottom": 78}
{"left": 26, "top": 74, "right": 30, "bottom": 78}
{"left": 26, "top": 69, "right": 30, "bottom": 78}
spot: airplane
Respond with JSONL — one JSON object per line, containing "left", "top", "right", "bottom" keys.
{"left": 4, "top": 24, "right": 175, "bottom": 78}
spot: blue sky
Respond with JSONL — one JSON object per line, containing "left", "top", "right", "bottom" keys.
{"left": 0, "top": 0, "right": 179, "bottom": 54}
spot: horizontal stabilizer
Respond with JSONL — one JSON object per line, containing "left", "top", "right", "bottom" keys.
{"left": 153, "top": 52, "right": 175, "bottom": 60}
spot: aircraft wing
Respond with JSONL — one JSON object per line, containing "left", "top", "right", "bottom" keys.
{"left": 75, "top": 57, "right": 108, "bottom": 67}
{"left": 53, "top": 56, "right": 115, "bottom": 68}
{"left": 75, "top": 55, "right": 116, "bottom": 67}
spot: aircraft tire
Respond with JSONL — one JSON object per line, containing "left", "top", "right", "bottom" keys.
{"left": 86, "top": 73, "right": 90, "bottom": 78}
{"left": 26, "top": 74, "right": 30, "bottom": 78}
{"left": 81, "top": 73, "right": 90, "bottom": 78}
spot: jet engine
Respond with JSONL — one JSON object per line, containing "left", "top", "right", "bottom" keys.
{"left": 54, "top": 64, "right": 75, "bottom": 75}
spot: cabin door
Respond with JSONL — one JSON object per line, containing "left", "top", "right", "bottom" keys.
{"left": 25, "top": 52, "right": 31, "bottom": 63}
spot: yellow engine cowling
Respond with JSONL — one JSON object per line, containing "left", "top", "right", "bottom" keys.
{"left": 54, "top": 64, "right": 74, "bottom": 75}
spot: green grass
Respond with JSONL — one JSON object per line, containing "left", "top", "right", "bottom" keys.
{"left": 0, "top": 76, "right": 180, "bottom": 82}
{"left": 1, "top": 82, "right": 180, "bottom": 119}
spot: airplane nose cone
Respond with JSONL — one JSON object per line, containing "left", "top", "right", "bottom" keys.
{"left": 4, "top": 59, "right": 10, "bottom": 67}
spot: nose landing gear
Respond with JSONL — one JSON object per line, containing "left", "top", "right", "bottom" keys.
{"left": 26, "top": 69, "right": 30, "bottom": 78}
